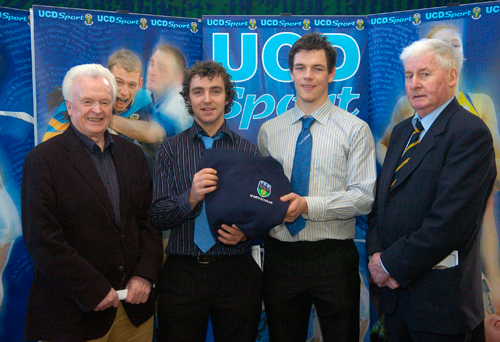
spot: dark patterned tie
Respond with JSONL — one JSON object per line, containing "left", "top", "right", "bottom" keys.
{"left": 194, "top": 132, "right": 225, "bottom": 253}
{"left": 391, "top": 120, "right": 424, "bottom": 188}
{"left": 286, "top": 116, "right": 315, "bottom": 236}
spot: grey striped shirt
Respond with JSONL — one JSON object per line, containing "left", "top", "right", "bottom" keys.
{"left": 258, "top": 100, "right": 376, "bottom": 242}
{"left": 72, "top": 125, "right": 120, "bottom": 224}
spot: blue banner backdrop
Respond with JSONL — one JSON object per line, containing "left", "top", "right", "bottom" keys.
{"left": 203, "top": 15, "right": 372, "bottom": 341}
{"left": 203, "top": 15, "right": 370, "bottom": 145}
{"left": 1, "top": 1, "right": 498, "bottom": 341}
{"left": 0, "top": 6, "right": 35, "bottom": 342}
{"left": 368, "top": 2, "right": 500, "bottom": 150}
{"left": 33, "top": 5, "right": 203, "bottom": 145}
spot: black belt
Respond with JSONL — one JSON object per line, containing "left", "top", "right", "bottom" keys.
{"left": 170, "top": 254, "right": 242, "bottom": 265}
{"left": 196, "top": 255, "right": 225, "bottom": 264}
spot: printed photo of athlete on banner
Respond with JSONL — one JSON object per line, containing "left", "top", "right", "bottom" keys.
{"left": 32, "top": 5, "right": 203, "bottom": 168}
{"left": 203, "top": 15, "right": 372, "bottom": 342}
{"left": 0, "top": 6, "right": 35, "bottom": 342}
{"left": 368, "top": 2, "right": 500, "bottom": 340}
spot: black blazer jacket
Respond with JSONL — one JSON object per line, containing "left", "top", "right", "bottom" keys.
{"left": 21, "top": 127, "right": 163, "bottom": 341}
{"left": 367, "top": 98, "right": 496, "bottom": 334}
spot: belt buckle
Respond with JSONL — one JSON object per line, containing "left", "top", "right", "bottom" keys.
{"left": 197, "top": 256, "right": 210, "bottom": 264}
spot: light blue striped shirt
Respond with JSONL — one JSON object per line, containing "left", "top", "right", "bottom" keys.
{"left": 258, "top": 100, "right": 376, "bottom": 242}
{"left": 414, "top": 97, "right": 453, "bottom": 142}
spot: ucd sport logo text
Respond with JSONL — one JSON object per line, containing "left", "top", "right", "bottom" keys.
{"left": 84, "top": 13, "right": 93, "bottom": 26}
{"left": 257, "top": 180, "right": 271, "bottom": 198}
{"left": 140, "top": 18, "right": 148, "bottom": 29}
{"left": 412, "top": 13, "right": 421, "bottom": 25}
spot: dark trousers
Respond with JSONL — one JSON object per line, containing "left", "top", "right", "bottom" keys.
{"left": 385, "top": 310, "right": 485, "bottom": 342}
{"left": 263, "top": 237, "right": 360, "bottom": 342}
{"left": 156, "top": 253, "right": 262, "bottom": 342}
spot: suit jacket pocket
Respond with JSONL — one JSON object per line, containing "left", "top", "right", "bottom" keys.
{"left": 408, "top": 265, "right": 461, "bottom": 313}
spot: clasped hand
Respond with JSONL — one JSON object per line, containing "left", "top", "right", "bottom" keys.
{"left": 368, "top": 252, "right": 400, "bottom": 289}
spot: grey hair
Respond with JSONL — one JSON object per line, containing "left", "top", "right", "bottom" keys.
{"left": 425, "top": 25, "right": 464, "bottom": 72}
{"left": 62, "top": 64, "right": 117, "bottom": 104}
{"left": 400, "top": 38, "right": 460, "bottom": 71}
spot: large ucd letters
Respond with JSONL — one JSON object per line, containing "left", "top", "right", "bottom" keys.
{"left": 211, "top": 29, "right": 364, "bottom": 132}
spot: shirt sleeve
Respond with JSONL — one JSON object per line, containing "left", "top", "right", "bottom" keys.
{"left": 151, "top": 140, "right": 200, "bottom": 230}
{"left": 257, "top": 123, "right": 270, "bottom": 158}
{"left": 304, "top": 123, "right": 376, "bottom": 221}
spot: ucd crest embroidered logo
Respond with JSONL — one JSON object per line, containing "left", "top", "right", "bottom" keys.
{"left": 472, "top": 7, "right": 481, "bottom": 20}
{"left": 356, "top": 19, "right": 364, "bottom": 30}
{"left": 412, "top": 13, "right": 421, "bottom": 25}
{"left": 84, "top": 14, "right": 93, "bottom": 26}
{"left": 190, "top": 22, "right": 198, "bottom": 33}
{"left": 257, "top": 180, "right": 271, "bottom": 198}
{"left": 249, "top": 19, "right": 257, "bottom": 30}
{"left": 302, "top": 19, "right": 311, "bottom": 30}
{"left": 140, "top": 18, "right": 148, "bottom": 30}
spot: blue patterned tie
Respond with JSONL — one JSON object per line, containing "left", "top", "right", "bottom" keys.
{"left": 286, "top": 117, "right": 315, "bottom": 236}
{"left": 194, "top": 132, "right": 225, "bottom": 253}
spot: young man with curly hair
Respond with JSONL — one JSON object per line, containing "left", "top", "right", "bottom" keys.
{"left": 151, "top": 60, "right": 262, "bottom": 342}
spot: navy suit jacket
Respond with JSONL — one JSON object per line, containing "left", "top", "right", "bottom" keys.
{"left": 367, "top": 98, "right": 496, "bottom": 334}
{"left": 21, "top": 127, "right": 163, "bottom": 341}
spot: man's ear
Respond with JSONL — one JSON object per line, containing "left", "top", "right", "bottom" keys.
{"left": 328, "top": 67, "right": 336, "bottom": 83}
{"left": 448, "top": 67, "right": 458, "bottom": 88}
{"left": 66, "top": 101, "right": 72, "bottom": 117}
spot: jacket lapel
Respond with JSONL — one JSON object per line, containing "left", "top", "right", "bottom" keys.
{"left": 380, "top": 120, "right": 413, "bottom": 199}
{"left": 389, "top": 98, "right": 459, "bottom": 191}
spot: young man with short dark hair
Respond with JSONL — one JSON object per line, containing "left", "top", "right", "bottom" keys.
{"left": 258, "top": 33, "right": 376, "bottom": 342}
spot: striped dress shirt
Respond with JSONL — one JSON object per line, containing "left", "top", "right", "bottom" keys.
{"left": 258, "top": 100, "right": 376, "bottom": 242}
{"left": 151, "top": 120, "right": 259, "bottom": 256}
{"left": 72, "top": 125, "right": 120, "bottom": 224}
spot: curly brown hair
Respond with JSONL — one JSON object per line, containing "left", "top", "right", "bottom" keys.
{"left": 180, "top": 60, "right": 236, "bottom": 115}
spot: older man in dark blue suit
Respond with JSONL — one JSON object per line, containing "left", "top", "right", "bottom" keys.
{"left": 367, "top": 39, "right": 496, "bottom": 341}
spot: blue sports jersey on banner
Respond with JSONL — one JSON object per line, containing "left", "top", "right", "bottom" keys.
{"left": 0, "top": 6, "right": 35, "bottom": 342}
